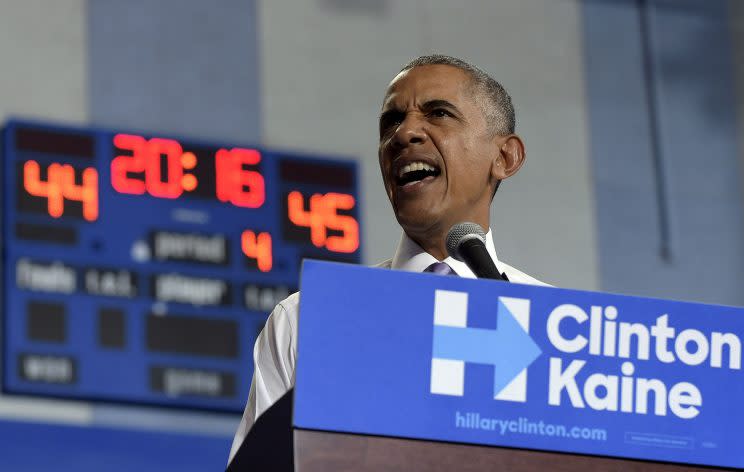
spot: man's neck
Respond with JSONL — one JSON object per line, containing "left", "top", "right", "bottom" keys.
{"left": 402, "top": 228, "right": 448, "bottom": 261}
{"left": 403, "top": 218, "right": 490, "bottom": 261}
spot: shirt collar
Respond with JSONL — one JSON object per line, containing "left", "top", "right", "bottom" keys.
{"left": 390, "top": 230, "right": 501, "bottom": 279}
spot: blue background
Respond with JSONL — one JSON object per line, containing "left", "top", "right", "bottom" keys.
{"left": 0, "top": 418, "right": 228, "bottom": 471}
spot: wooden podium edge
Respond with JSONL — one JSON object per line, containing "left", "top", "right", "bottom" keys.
{"left": 294, "top": 428, "right": 731, "bottom": 472}
{"left": 228, "top": 389, "right": 734, "bottom": 471}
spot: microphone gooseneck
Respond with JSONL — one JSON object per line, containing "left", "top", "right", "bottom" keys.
{"left": 445, "top": 222, "right": 508, "bottom": 281}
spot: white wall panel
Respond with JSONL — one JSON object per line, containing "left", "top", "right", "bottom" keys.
{"left": 0, "top": 0, "right": 88, "bottom": 123}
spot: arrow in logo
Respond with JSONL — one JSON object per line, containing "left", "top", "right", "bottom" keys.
{"left": 433, "top": 298, "right": 542, "bottom": 398}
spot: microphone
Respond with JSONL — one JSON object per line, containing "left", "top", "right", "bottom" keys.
{"left": 446, "top": 222, "right": 508, "bottom": 281}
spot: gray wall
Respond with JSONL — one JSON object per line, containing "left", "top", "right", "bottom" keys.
{"left": 731, "top": 0, "right": 744, "bottom": 231}
{"left": 88, "top": 0, "right": 262, "bottom": 143}
{"left": 583, "top": 0, "right": 744, "bottom": 305}
{"left": 0, "top": 0, "right": 88, "bottom": 123}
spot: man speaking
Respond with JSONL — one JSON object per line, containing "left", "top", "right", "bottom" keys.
{"left": 228, "top": 54, "right": 547, "bottom": 463}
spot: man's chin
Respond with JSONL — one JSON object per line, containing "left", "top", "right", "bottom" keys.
{"left": 394, "top": 207, "right": 442, "bottom": 236}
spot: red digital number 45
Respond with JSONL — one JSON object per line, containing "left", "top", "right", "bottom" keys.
{"left": 287, "top": 191, "right": 359, "bottom": 253}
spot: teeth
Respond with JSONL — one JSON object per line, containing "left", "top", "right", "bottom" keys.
{"left": 398, "top": 161, "right": 437, "bottom": 178}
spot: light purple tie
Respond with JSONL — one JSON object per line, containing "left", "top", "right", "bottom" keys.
{"left": 424, "top": 262, "right": 456, "bottom": 276}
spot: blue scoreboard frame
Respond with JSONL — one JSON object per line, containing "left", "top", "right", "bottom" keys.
{"left": 1, "top": 119, "right": 361, "bottom": 412}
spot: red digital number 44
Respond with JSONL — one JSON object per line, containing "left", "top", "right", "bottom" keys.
{"left": 24, "top": 160, "right": 99, "bottom": 221}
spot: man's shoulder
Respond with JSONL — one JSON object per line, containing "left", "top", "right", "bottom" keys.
{"left": 372, "top": 259, "right": 392, "bottom": 269}
{"left": 275, "top": 258, "right": 546, "bottom": 309}
{"left": 500, "top": 261, "right": 551, "bottom": 287}
{"left": 266, "top": 259, "right": 549, "bottom": 349}
{"left": 273, "top": 260, "right": 391, "bottom": 316}
{"left": 368, "top": 253, "right": 549, "bottom": 286}
{"left": 276, "top": 290, "right": 301, "bottom": 314}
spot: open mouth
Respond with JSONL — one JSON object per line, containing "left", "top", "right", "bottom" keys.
{"left": 395, "top": 161, "right": 441, "bottom": 187}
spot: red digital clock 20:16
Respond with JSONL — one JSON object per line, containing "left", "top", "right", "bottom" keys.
{"left": 111, "top": 133, "right": 265, "bottom": 207}
{"left": 18, "top": 132, "right": 360, "bottom": 265}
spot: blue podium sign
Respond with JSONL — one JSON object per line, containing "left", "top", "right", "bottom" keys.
{"left": 294, "top": 261, "right": 744, "bottom": 469}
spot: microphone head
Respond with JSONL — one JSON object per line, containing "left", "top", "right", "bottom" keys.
{"left": 446, "top": 222, "right": 487, "bottom": 261}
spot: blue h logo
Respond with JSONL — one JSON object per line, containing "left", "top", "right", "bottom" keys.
{"left": 430, "top": 290, "right": 541, "bottom": 401}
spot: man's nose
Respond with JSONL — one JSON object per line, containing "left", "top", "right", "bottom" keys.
{"left": 392, "top": 116, "right": 427, "bottom": 147}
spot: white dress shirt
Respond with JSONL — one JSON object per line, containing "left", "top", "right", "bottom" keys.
{"left": 227, "top": 230, "right": 548, "bottom": 464}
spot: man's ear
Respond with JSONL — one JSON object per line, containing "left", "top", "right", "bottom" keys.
{"left": 491, "top": 134, "right": 526, "bottom": 182}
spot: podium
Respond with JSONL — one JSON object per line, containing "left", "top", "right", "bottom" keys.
{"left": 229, "top": 261, "right": 742, "bottom": 471}
{"left": 229, "top": 392, "right": 716, "bottom": 471}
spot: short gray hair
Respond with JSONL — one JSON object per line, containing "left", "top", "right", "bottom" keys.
{"left": 399, "top": 54, "right": 515, "bottom": 135}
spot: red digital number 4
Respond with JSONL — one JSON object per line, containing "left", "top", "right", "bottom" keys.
{"left": 241, "top": 230, "right": 273, "bottom": 272}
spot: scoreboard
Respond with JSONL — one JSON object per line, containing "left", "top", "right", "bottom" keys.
{"left": 1, "top": 119, "right": 361, "bottom": 411}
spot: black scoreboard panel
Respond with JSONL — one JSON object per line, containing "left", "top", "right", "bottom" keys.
{"left": 2, "top": 120, "right": 361, "bottom": 411}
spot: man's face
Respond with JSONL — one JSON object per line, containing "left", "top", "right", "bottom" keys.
{"left": 378, "top": 64, "right": 499, "bottom": 239}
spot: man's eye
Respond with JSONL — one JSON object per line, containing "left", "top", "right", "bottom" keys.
{"left": 380, "top": 115, "right": 403, "bottom": 135}
{"left": 430, "top": 109, "right": 451, "bottom": 118}
{"left": 388, "top": 116, "right": 403, "bottom": 126}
